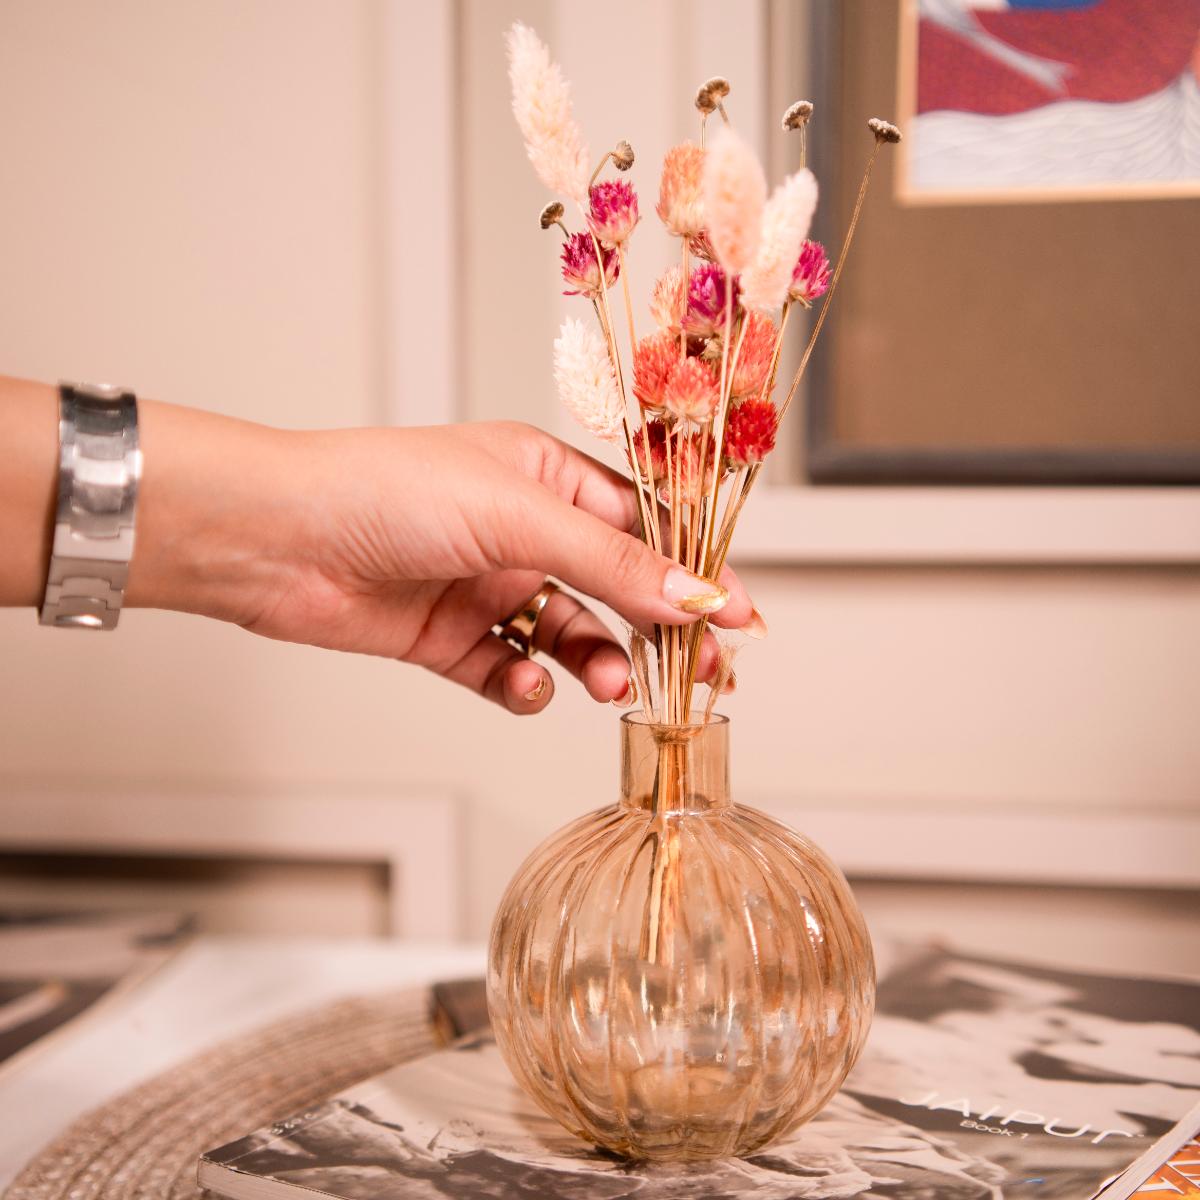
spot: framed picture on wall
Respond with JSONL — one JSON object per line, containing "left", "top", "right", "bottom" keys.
{"left": 784, "top": 0, "right": 1200, "bottom": 484}
{"left": 895, "top": 0, "right": 1200, "bottom": 205}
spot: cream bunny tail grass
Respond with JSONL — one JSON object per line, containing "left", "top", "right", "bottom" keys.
{"left": 700, "top": 127, "right": 766, "bottom": 275}
{"left": 506, "top": 23, "right": 590, "bottom": 200}
{"left": 553, "top": 317, "right": 625, "bottom": 443}
{"left": 740, "top": 168, "right": 818, "bottom": 312}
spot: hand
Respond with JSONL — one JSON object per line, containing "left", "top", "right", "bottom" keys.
{"left": 128, "top": 405, "right": 757, "bottom": 714}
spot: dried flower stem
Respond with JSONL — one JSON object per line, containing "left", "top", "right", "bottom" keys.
{"left": 779, "top": 139, "right": 882, "bottom": 424}
{"left": 585, "top": 224, "right": 658, "bottom": 551}
{"left": 618, "top": 245, "right": 662, "bottom": 546}
{"left": 701, "top": 306, "right": 746, "bottom": 574}
{"left": 761, "top": 301, "right": 792, "bottom": 404}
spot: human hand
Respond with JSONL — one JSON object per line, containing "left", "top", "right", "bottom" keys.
{"left": 128, "top": 406, "right": 758, "bottom": 714}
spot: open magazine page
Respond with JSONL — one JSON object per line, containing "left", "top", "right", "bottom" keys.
{"left": 202, "top": 944, "right": 1200, "bottom": 1200}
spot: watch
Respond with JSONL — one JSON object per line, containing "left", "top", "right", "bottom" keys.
{"left": 39, "top": 382, "right": 141, "bottom": 630}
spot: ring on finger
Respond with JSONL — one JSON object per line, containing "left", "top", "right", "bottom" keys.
{"left": 495, "top": 579, "right": 560, "bottom": 658}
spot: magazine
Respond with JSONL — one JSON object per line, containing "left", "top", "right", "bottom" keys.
{"left": 0, "top": 909, "right": 190, "bottom": 1070}
{"left": 200, "top": 943, "right": 1200, "bottom": 1200}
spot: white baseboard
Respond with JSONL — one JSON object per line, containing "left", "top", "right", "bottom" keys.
{"left": 0, "top": 788, "right": 461, "bottom": 940}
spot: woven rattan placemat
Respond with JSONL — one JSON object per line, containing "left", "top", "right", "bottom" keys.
{"left": 4, "top": 986, "right": 437, "bottom": 1200}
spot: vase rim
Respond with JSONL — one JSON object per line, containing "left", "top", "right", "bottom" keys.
{"left": 620, "top": 711, "right": 728, "bottom": 733}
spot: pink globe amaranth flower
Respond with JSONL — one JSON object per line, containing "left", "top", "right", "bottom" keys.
{"left": 682, "top": 262, "right": 739, "bottom": 338}
{"left": 731, "top": 311, "right": 777, "bottom": 400}
{"left": 789, "top": 239, "right": 831, "bottom": 306}
{"left": 633, "top": 330, "right": 677, "bottom": 412}
{"left": 587, "top": 179, "right": 640, "bottom": 249}
{"left": 663, "top": 357, "right": 719, "bottom": 423}
{"left": 657, "top": 141, "right": 706, "bottom": 238}
{"left": 561, "top": 232, "right": 619, "bottom": 297}
{"left": 725, "top": 398, "right": 779, "bottom": 467}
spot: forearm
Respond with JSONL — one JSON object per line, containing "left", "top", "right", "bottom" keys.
{"left": 0, "top": 375, "right": 295, "bottom": 622}
{"left": 1, "top": 377, "right": 58, "bottom": 607}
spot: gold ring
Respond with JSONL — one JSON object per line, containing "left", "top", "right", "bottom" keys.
{"left": 496, "top": 580, "right": 561, "bottom": 658}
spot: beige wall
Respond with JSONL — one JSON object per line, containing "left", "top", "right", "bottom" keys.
{"left": 1, "top": 2, "right": 1197, "bottom": 949}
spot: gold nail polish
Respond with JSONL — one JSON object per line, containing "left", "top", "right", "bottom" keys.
{"left": 675, "top": 584, "right": 729, "bottom": 615}
{"left": 524, "top": 676, "right": 548, "bottom": 702}
{"left": 610, "top": 677, "right": 638, "bottom": 708}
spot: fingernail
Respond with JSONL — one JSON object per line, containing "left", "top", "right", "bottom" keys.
{"left": 610, "top": 677, "right": 638, "bottom": 708}
{"left": 663, "top": 567, "right": 728, "bottom": 615}
{"left": 742, "top": 606, "right": 768, "bottom": 640}
{"left": 721, "top": 670, "right": 738, "bottom": 695}
{"left": 524, "top": 675, "right": 548, "bottom": 702}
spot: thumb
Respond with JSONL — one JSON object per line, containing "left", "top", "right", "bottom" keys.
{"left": 498, "top": 480, "right": 752, "bottom": 630}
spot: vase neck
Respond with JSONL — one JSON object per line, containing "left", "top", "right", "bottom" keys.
{"left": 620, "top": 713, "right": 730, "bottom": 814}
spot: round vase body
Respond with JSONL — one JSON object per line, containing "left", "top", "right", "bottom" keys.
{"left": 487, "top": 714, "right": 875, "bottom": 1161}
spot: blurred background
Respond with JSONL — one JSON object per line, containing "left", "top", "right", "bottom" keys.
{"left": 1, "top": 0, "right": 1197, "bottom": 975}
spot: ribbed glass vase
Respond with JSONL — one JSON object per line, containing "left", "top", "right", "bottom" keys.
{"left": 487, "top": 711, "right": 875, "bottom": 1161}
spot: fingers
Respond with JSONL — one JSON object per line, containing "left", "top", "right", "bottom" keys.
{"left": 534, "top": 587, "right": 632, "bottom": 703}
{"left": 440, "top": 630, "right": 556, "bottom": 716}
{"left": 495, "top": 478, "right": 754, "bottom": 633}
{"left": 470, "top": 424, "right": 759, "bottom": 637}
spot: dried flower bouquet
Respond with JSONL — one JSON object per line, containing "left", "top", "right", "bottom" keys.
{"left": 507, "top": 24, "right": 900, "bottom": 726}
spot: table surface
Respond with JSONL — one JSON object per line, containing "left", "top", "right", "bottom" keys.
{"left": 0, "top": 936, "right": 487, "bottom": 1188}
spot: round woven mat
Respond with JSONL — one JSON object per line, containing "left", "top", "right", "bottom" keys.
{"left": 4, "top": 986, "right": 437, "bottom": 1200}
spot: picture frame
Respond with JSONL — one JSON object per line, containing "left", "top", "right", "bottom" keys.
{"left": 798, "top": 0, "right": 1200, "bottom": 485}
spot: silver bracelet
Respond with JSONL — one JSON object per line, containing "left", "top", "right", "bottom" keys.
{"left": 39, "top": 382, "right": 141, "bottom": 630}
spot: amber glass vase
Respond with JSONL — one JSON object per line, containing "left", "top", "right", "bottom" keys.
{"left": 487, "top": 712, "right": 875, "bottom": 1161}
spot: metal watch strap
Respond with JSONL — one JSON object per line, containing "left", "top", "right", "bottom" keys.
{"left": 39, "top": 383, "right": 141, "bottom": 630}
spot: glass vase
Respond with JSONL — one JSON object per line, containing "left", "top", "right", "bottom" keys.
{"left": 487, "top": 711, "right": 875, "bottom": 1161}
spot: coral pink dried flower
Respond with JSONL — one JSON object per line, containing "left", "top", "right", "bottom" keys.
{"left": 632, "top": 330, "right": 677, "bottom": 412}
{"left": 587, "top": 179, "right": 640, "bottom": 249}
{"left": 632, "top": 418, "right": 669, "bottom": 485}
{"left": 731, "top": 311, "right": 777, "bottom": 400}
{"left": 649, "top": 266, "right": 686, "bottom": 336}
{"left": 506, "top": 23, "right": 590, "bottom": 200}
{"left": 663, "top": 357, "right": 719, "bottom": 423}
{"left": 740, "top": 168, "right": 818, "bottom": 312}
{"left": 656, "top": 142, "right": 706, "bottom": 238}
{"left": 682, "top": 263, "right": 739, "bottom": 339}
{"left": 701, "top": 127, "right": 766, "bottom": 274}
{"left": 725, "top": 398, "right": 779, "bottom": 467}
{"left": 789, "top": 239, "right": 831, "bottom": 306}
{"left": 560, "top": 232, "right": 619, "bottom": 297}
{"left": 553, "top": 317, "right": 625, "bottom": 444}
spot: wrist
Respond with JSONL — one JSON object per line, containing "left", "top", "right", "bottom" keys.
{"left": 125, "top": 400, "right": 298, "bottom": 623}
{"left": 0, "top": 378, "right": 59, "bottom": 608}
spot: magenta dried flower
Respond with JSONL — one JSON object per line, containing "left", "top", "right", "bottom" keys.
{"left": 587, "top": 179, "right": 640, "bottom": 249}
{"left": 682, "top": 262, "right": 739, "bottom": 338}
{"left": 561, "top": 231, "right": 620, "bottom": 297}
{"left": 788, "top": 239, "right": 831, "bottom": 307}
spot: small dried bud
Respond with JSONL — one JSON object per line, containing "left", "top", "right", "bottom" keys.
{"left": 867, "top": 117, "right": 902, "bottom": 144}
{"left": 694, "top": 75, "right": 730, "bottom": 114}
{"left": 612, "top": 139, "right": 635, "bottom": 171}
{"left": 539, "top": 201, "right": 565, "bottom": 230}
{"left": 782, "top": 100, "right": 814, "bottom": 131}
